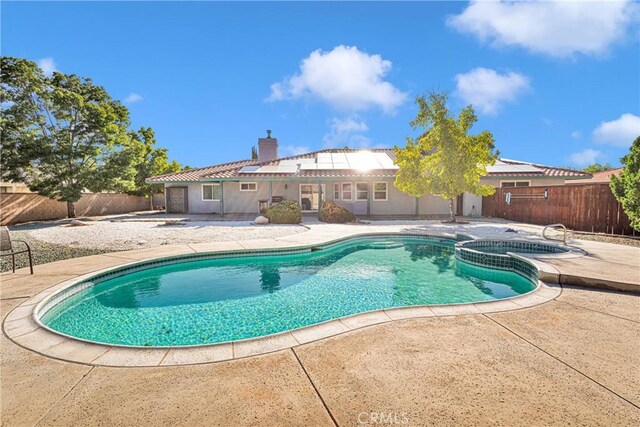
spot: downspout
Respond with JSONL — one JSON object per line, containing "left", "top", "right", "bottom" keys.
{"left": 220, "top": 182, "right": 224, "bottom": 217}
{"left": 415, "top": 197, "right": 419, "bottom": 217}
{"left": 367, "top": 181, "right": 371, "bottom": 217}
{"left": 164, "top": 187, "right": 168, "bottom": 213}
{"left": 317, "top": 180, "right": 323, "bottom": 218}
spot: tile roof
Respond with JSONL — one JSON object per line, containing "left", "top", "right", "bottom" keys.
{"left": 490, "top": 159, "right": 592, "bottom": 178}
{"left": 574, "top": 167, "right": 622, "bottom": 183}
{"left": 146, "top": 159, "right": 259, "bottom": 182}
{"left": 147, "top": 149, "right": 590, "bottom": 182}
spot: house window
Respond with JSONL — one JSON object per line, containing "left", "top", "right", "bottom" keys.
{"left": 373, "top": 182, "right": 388, "bottom": 201}
{"left": 341, "top": 183, "right": 353, "bottom": 201}
{"left": 333, "top": 183, "right": 340, "bottom": 200}
{"left": 356, "top": 183, "right": 368, "bottom": 200}
{"left": 501, "top": 181, "right": 530, "bottom": 188}
{"left": 240, "top": 182, "right": 257, "bottom": 191}
{"left": 202, "top": 184, "right": 221, "bottom": 201}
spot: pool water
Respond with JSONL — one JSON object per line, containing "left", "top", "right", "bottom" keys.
{"left": 41, "top": 237, "right": 536, "bottom": 346}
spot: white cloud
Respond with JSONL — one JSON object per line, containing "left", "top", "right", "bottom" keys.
{"left": 281, "top": 145, "right": 311, "bottom": 156}
{"left": 37, "top": 57, "right": 57, "bottom": 76}
{"left": 592, "top": 113, "right": 640, "bottom": 147}
{"left": 124, "top": 93, "right": 143, "bottom": 104}
{"left": 569, "top": 149, "right": 602, "bottom": 167}
{"left": 447, "top": 0, "right": 636, "bottom": 57}
{"left": 454, "top": 67, "right": 530, "bottom": 115}
{"left": 571, "top": 130, "right": 581, "bottom": 139}
{"left": 267, "top": 45, "right": 407, "bottom": 113}
{"left": 323, "top": 117, "right": 371, "bottom": 148}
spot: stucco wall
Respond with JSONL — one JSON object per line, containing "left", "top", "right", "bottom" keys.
{"left": 1, "top": 193, "right": 151, "bottom": 225}
{"left": 170, "top": 179, "right": 491, "bottom": 216}
{"left": 462, "top": 193, "right": 483, "bottom": 216}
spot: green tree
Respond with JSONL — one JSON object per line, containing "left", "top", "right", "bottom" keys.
{"left": 394, "top": 92, "right": 499, "bottom": 221}
{"left": 1, "top": 56, "right": 135, "bottom": 217}
{"left": 582, "top": 162, "right": 613, "bottom": 173}
{"left": 610, "top": 137, "right": 640, "bottom": 230}
{"left": 127, "top": 127, "right": 181, "bottom": 208}
{"left": 251, "top": 146, "right": 258, "bottom": 159}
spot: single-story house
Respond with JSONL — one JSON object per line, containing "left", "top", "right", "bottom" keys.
{"left": 147, "top": 133, "right": 591, "bottom": 216}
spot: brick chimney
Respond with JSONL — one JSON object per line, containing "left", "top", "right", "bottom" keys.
{"left": 258, "top": 130, "right": 278, "bottom": 162}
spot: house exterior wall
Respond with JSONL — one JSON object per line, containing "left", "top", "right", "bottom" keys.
{"left": 222, "top": 181, "right": 269, "bottom": 214}
{"left": 462, "top": 193, "right": 483, "bottom": 216}
{"left": 169, "top": 176, "right": 571, "bottom": 216}
{"left": 418, "top": 194, "right": 451, "bottom": 216}
{"left": 324, "top": 178, "right": 451, "bottom": 216}
{"left": 166, "top": 183, "right": 220, "bottom": 214}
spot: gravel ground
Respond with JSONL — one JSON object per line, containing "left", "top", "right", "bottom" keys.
{"left": 571, "top": 232, "right": 640, "bottom": 247}
{"left": 0, "top": 230, "right": 110, "bottom": 273}
{"left": 24, "top": 220, "right": 306, "bottom": 250}
{"left": 1, "top": 219, "right": 306, "bottom": 273}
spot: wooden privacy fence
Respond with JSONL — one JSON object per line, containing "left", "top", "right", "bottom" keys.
{"left": 482, "top": 183, "right": 635, "bottom": 235}
{"left": 0, "top": 193, "right": 152, "bottom": 225}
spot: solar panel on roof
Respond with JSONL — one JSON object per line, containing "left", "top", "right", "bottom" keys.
{"left": 376, "top": 153, "right": 398, "bottom": 169}
{"left": 280, "top": 158, "right": 315, "bottom": 165}
{"left": 316, "top": 163, "right": 334, "bottom": 170}
{"left": 487, "top": 163, "right": 543, "bottom": 173}
{"left": 345, "top": 152, "right": 378, "bottom": 170}
{"left": 317, "top": 153, "right": 332, "bottom": 163}
{"left": 238, "top": 166, "right": 260, "bottom": 173}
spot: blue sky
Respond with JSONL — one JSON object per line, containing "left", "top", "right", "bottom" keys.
{"left": 3, "top": 1, "right": 639, "bottom": 168}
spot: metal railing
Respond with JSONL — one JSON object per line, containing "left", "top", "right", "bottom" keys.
{"left": 543, "top": 223, "right": 568, "bottom": 245}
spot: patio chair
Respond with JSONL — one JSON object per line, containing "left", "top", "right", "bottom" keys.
{"left": 0, "top": 226, "right": 33, "bottom": 274}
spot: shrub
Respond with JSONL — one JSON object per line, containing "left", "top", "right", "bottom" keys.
{"left": 318, "top": 200, "right": 356, "bottom": 223}
{"left": 266, "top": 200, "right": 302, "bottom": 224}
{"left": 610, "top": 136, "right": 640, "bottom": 230}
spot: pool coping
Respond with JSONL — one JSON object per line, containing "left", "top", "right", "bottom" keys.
{"left": 3, "top": 232, "right": 567, "bottom": 367}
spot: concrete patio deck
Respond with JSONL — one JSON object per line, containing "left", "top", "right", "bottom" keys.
{"left": 1, "top": 222, "right": 639, "bottom": 425}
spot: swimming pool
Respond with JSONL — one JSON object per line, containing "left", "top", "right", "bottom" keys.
{"left": 38, "top": 235, "right": 537, "bottom": 347}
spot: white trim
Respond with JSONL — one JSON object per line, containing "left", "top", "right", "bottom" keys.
{"left": 299, "top": 183, "right": 325, "bottom": 211}
{"left": 333, "top": 182, "right": 340, "bottom": 201}
{"left": 201, "top": 183, "right": 221, "bottom": 201}
{"left": 239, "top": 182, "right": 258, "bottom": 192}
{"left": 355, "top": 182, "right": 368, "bottom": 201}
{"left": 500, "top": 180, "right": 531, "bottom": 188}
{"left": 341, "top": 182, "right": 353, "bottom": 201}
{"left": 373, "top": 181, "right": 388, "bottom": 201}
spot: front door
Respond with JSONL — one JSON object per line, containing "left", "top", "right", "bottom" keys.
{"left": 167, "top": 187, "right": 188, "bottom": 213}
{"left": 299, "top": 184, "right": 324, "bottom": 211}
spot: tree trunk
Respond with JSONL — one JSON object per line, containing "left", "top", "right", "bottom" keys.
{"left": 67, "top": 201, "right": 76, "bottom": 218}
{"left": 149, "top": 195, "right": 154, "bottom": 211}
{"left": 448, "top": 198, "right": 456, "bottom": 222}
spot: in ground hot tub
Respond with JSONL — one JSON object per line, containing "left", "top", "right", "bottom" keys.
{"left": 456, "top": 239, "right": 571, "bottom": 255}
